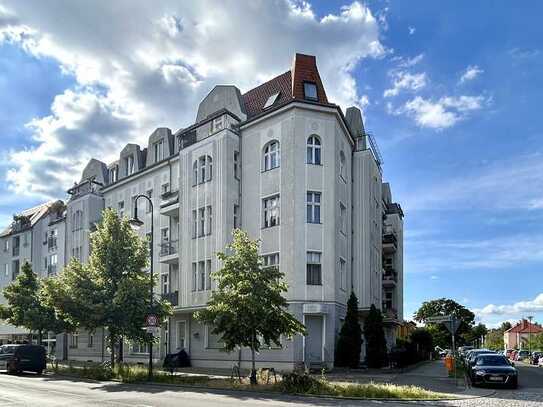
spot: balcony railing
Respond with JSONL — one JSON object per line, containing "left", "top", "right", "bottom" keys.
{"left": 161, "top": 291, "right": 179, "bottom": 306}
{"left": 48, "top": 237, "right": 58, "bottom": 251}
{"left": 382, "top": 270, "right": 398, "bottom": 283}
{"left": 383, "top": 307, "right": 398, "bottom": 319}
{"left": 382, "top": 233, "right": 397, "bottom": 246}
{"left": 159, "top": 240, "right": 178, "bottom": 257}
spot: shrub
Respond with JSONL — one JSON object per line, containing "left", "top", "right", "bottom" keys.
{"left": 365, "top": 304, "right": 388, "bottom": 368}
{"left": 335, "top": 292, "right": 363, "bottom": 368}
{"left": 280, "top": 372, "right": 326, "bottom": 394}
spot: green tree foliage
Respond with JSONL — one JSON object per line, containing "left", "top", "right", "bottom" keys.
{"left": 501, "top": 321, "right": 512, "bottom": 332}
{"left": 364, "top": 304, "right": 388, "bottom": 368}
{"left": 485, "top": 328, "right": 505, "bottom": 351}
{"left": 195, "top": 229, "right": 306, "bottom": 384}
{"left": 465, "top": 323, "right": 488, "bottom": 347}
{"left": 335, "top": 292, "right": 363, "bottom": 368}
{"left": 410, "top": 328, "right": 434, "bottom": 355}
{"left": 44, "top": 208, "right": 172, "bottom": 367}
{"left": 414, "top": 298, "right": 475, "bottom": 349}
{"left": 3, "top": 262, "right": 69, "bottom": 344}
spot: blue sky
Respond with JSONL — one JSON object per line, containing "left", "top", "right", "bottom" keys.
{"left": 0, "top": 1, "right": 542, "bottom": 327}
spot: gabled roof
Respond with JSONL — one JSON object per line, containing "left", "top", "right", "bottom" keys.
{"left": 0, "top": 201, "right": 57, "bottom": 237}
{"left": 505, "top": 319, "right": 543, "bottom": 334}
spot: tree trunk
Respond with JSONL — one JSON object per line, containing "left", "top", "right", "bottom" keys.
{"left": 250, "top": 331, "right": 257, "bottom": 385}
{"left": 110, "top": 334, "right": 115, "bottom": 369}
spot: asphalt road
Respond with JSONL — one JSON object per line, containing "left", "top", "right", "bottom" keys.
{"left": 0, "top": 372, "right": 418, "bottom": 407}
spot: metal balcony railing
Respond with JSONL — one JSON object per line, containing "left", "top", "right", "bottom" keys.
{"left": 159, "top": 240, "right": 178, "bottom": 257}
{"left": 161, "top": 291, "right": 179, "bottom": 306}
{"left": 382, "top": 270, "right": 398, "bottom": 283}
{"left": 48, "top": 237, "right": 57, "bottom": 251}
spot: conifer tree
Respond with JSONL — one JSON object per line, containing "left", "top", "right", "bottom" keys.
{"left": 335, "top": 291, "right": 363, "bottom": 368}
{"left": 364, "top": 304, "right": 388, "bottom": 368}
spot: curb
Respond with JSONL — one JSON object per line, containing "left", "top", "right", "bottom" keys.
{"left": 47, "top": 371, "right": 497, "bottom": 403}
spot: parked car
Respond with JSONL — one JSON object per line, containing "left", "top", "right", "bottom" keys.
{"left": 505, "top": 349, "right": 514, "bottom": 359}
{"left": 459, "top": 346, "right": 474, "bottom": 357}
{"left": 470, "top": 354, "right": 518, "bottom": 389}
{"left": 0, "top": 344, "right": 46, "bottom": 374}
{"left": 530, "top": 351, "right": 542, "bottom": 365}
{"left": 539, "top": 355, "right": 543, "bottom": 368}
{"left": 510, "top": 350, "right": 518, "bottom": 361}
{"left": 516, "top": 350, "right": 531, "bottom": 361}
{"left": 466, "top": 349, "right": 497, "bottom": 372}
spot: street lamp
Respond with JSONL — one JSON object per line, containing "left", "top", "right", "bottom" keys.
{"left": 528, "top": 316, "right": 533, "bottom": 356}
{"left": 129, "top": 194, "right": 154, "bottom": 380}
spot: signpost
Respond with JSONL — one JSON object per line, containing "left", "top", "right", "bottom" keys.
{"left": 427, "top": 315, "right": 461, "bottom": 385}
{"left": 145, "top": 314, "right": 158, "bottom": 328}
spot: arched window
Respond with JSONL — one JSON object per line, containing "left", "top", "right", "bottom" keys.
{"left": 307, "top": 135, "right": 321, "bottom": 165}
{"left": 339, "top": 150, "right": 346, "bottom": 180}
{"left": 263, "top": 141, "right": 280, "bottom": 171}
{"left": 193, "top": 155, "right": 213, "bottom": 186}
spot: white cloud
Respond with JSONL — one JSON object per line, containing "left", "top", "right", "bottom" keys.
{"left": 384, "top": 71, "right": 427, "bottom": 97}
{"left": 475, "top": 294, "right": 543, "bottom": 317}
{"left": 0, "top": 0, "right": 384, "bottom": 198}
{"left": 459, "top": 65, "right": 483, "bottom": 84}
{"left": 408, "top": 26, "right": 415, "bottom": 35}
{"left": 398, "top": 95, "right": 485, "bottom": 129}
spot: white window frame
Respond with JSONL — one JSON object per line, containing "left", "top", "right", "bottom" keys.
{"left": 263, "top": 195, "right": 280, "bottom": 228}
{"left": 263, "top": 141, "right": 280, "bottom": 171}
{"left": 306, "top": 251, "right": 322, "bottom": 286}
{"left": 262, "top": 252, "right": 280, "bottom": 268}
{"left": 306, "top": 192, "right": 321, "bottom": 224}
{"left": 306, "top": 135, "right": 321, "bottom": 165}
{"left": 177, "top": 320, "right": 187, "bottom": 350}
{"left": 153, "top": 139, "right": 164, "bottom": 162}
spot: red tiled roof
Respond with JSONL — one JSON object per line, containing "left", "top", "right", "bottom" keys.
{"left": 506, "top": 320, "right": 543, "bottom": 333}
{"left": 241, "top": 53, "right": 330, "bottom": 119}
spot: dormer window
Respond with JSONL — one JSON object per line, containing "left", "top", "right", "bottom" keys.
{"left": 263, "top": 92, "right": 280, "bottom": 109}
{"left": 303, "top": 82, "right": 318, "bottom": 101}
{"left": 109, "top": 166, "right": 118, "bottom": 183}
{"left": 125, "top": 155, "right": 135, "bottom": 176}
{"left": 153, "top": 140, "right": 164, "bottom": 162}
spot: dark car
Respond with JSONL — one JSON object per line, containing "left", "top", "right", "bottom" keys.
{"left": 0, "top": 344, "right": 46, "bottom": 375}
{"left": 466, "top": 349, "right": 496, "bottom": 369}
{"left": 470, "top": 354, "right": 518, "bottom": 389}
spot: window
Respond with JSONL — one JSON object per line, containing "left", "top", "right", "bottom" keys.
{"left": 263, "top": 92, "right": 280, "bottom": 109}
{"left": 146, "top": 190, "right": 152, "bottom": 213}
{"left": 4, "top": 263, "right": 9, "bottom": 277}
{"left": 206, "top": 206, "right": 212, "bottom": 235}
{"left": 161, "top": 228, "right": 169, "bottom": 243}
{"left": 340, "top": 203, "right": 347, "bottom": 234}
{"left": 303, "top": 82, "right": 318, "bottom": 100}
{"left": 339, "top": 150, "right": 346, "bottom": 181}
{"left": 192, "top": 210, "right": 197, "bottom": 238}
{"left": 206, "top": 325, "right": 224, "bottom": 349}
{"left": 206, "top": 259, "right": 212, "bottom": 290}
{"left": 306, "top": 251, "right": 322, "bottom": 285}
{"left": 161, "top": 274, "right": 169, "bottom": 294}
{"left": 339, "top": 258, "right": 346, "bottom": 291}
{"left": 118, "top": 201, "right": 125, "bottom": 217}
{"left": 198, "top": 261, "right": 205, "bottom": 291}
{"left": 153, "top": 139, "right": 164, "bottom": 162}
{"left": 193, "top": 155, "right": 213, "bottom": 185}
{"left": 306, "top": 192, "right": 321, "bottom": 224}
{"left": 263, "top": 253, "right": 279, "bottom": 268}
{"left": 177, "top": 321, "right": 186, "bottom": 349}
{"left": 191, "top": 263, "right": 197, "bottom": 291}
{"left": 263, "top": 195, "right": 280, "bottom": 228}
{"left": 125, "top": 155, "right": 135, "bottom": 175}
{"left": 72, "top": 210, "right": 83, "bottom": 231}
{"left": 131, "top": 341, "right": 149, "bottom": 354}
{"left": 88, "top": 333, "right": 94, "bottom": 348}
{"left": 69, "top": 332, "right": 79, "bottom": 349}
{"left": 233, "top": 204, "right": 240, "bottom": 229}
{"left": 49, "top": 254, "right": 57, "bottom": 275}
{"left": 234, "top": 151, "right": 240, "bottom": 179}
{"left": 306, "top": 136, "right": 321, "bottom": 165}
{"left": 109, "top": 165, "right": 118, "bottom": 183}
{"left": 161, "top": 183, "right": 170, "bottom": 195}
{"left": 3, "top": 239, "right": 8, "bottom": 252}
{"left": 198, "top": 208, "right": 205, "bottom": 237}
{"left": 263, "top": 141, "right": 280, "bottom": 171}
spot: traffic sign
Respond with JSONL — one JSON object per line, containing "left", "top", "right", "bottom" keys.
{"left": 146, "top": 326, "right": 160, "bottom": 337}
{"left": 426, "top": 315, "right": 452, "bottom": 323}
{"left": 145, "top": 314, "right": 158, "bottom": 327}
{"left": 443, "top": 319, "right": 460, "bottom": 334}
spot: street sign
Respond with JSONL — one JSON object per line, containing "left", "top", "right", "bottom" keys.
{"left": 145, "top": 314, "right": 158, "bottom": 327}
{"left": 146, "top": 326, "right": 160, "bottom": 337}
{"left": 426, "top": 315, "right": 452, "bottom": 323}
{"left": 443, "top": 319, "right": 460, "bottom": 335}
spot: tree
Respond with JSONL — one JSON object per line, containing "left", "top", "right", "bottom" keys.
{"left": 335, "top": 292, "right": 363, "bottom": 368}
{"left": 485, "top": 328, "right": 505, "bottom": 350}
{"left": 414, "top": 298, "right": 475, "bottom": 349}
{"left": 466, "top": 323, "right": 488, "bottom": 347}
{"left": 3, "top": 262, "right": 68, "bottom": 345}
{"left": 45, "top": 208, "right": 172, "bottom": 368}
{"left": 501, "top": 321, "right": 512, "bottom": 332}
{"left": 195, "top": 229, "right": 306, "bottom": 384}
{"left": 364, "top": 304, "right": 388, "bottom": 368}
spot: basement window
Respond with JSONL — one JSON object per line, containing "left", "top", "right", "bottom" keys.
{"left": 303, "top": 82, "right": 318, "bottom": 101}
{"left": 263, "top": 92, "right": 281, "bottom": 109}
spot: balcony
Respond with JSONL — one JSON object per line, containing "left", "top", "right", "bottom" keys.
{"left": 47, "top": 265, "right": 57, "bottom": 276}
{"left": 161, "top": 291, "right": 179, "bottom": 307}
{"left": 382, "top": 228, "right": 397, "bottom": 253}
{"left": 382, "top": 270, "right": 398, "bottom": 287}
{"left": 382, "top": 307, "right": 398, "bottom": 322}
{"left": 159, "top": 240, "right": 178, "bottom": 264}
{"left": 160, "top": 190, "right": 179, "bottom": 217}
{"left": 48, "top": 237, "right": 58, "bottom": 251}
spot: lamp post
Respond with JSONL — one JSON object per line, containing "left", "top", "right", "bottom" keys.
{"left": 129, "top": 194, "right": 154, "bottom": 380}
{"left": 528, "top": 316, "right": 533, "bottom": 356}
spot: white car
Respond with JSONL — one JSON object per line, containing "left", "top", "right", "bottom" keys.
{"left": 539, "top": 356, "right": 543, "bottom": 367}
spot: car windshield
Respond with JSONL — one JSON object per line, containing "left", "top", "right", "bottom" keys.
{"left": 477, "top": 355, "right": 509, "bottom": 366}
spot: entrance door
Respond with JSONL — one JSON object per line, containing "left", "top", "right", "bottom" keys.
{"left": 304, "top": 316, "right": 323, "bottom": 365}
{"left": 177, "top": 321, "right": 186, "bottom": 351}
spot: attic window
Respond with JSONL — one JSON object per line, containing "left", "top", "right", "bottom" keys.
{"left": 263, "top": 92, "right": 281, "bottom": 109}
{"left": 303, "top": 82, "right": 318, "bottom": 101}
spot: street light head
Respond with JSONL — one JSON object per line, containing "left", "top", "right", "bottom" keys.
{"left": 129, "top": 217, "right": 144, "bottom": 230}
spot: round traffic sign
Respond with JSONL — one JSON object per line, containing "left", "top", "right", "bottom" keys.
{"left": 145, "top": 314, "right": 158, "bottom": 327}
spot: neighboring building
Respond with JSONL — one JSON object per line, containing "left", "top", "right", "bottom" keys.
{"left": 503, "top": 319, "right": 543, "bottom": 350}
{"left": 0, "top": 200, "right": 66, "bottom": 350}
{"left": 397, "top": 321, "right": 417, "bottom": 341}
{"left": 0, "top": 53, "right": 404, "bottom": 370}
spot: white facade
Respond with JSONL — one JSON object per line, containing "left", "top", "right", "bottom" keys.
{"left": 0, "top": 54, "right": 404, "bottom": 369}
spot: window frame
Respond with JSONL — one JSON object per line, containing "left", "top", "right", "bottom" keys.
{"left": 303, "top": 81, "right": 318, "bottom": 101}
{"left": 306, "top": 251, "right": 322, "bottom": 286}
{"left": 263, "top": 141, "right": 280, "bottom": 171}
{"left": 306, "top": 191, "right": 321, "bottom": 224}
{"left": 262, "top": 195, "right": 280, "bottom": 228}
{"left": 306, "top": 135, "right": 322, "bottom": 165}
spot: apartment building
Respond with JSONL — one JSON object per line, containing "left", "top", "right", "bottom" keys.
{"left": 0, "top": 200, "right": 66, "bottom": 349}
{"left": 0, "top": 54, "right": 404, "bottom": 369}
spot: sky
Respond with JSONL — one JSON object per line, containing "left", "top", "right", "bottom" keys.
{"left": 0, "top": 0, "right": 542, "bottom": 328}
